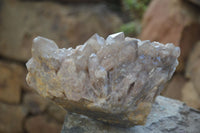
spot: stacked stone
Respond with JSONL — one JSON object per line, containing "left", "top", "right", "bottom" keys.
{"left": 0, "top": 0, "right": 122, "bottom": 132}
{"left": 139, "top": 0, "right": 200, "bottom": 110}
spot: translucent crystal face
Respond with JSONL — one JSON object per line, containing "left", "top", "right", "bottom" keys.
{"left": 26, "top": 32, "right": 180, "bottom": 127}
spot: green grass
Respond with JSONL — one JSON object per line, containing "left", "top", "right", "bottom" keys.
{"left": 119, "top": 0, "right": 151, "bottom": 36}
{"left": 123, "top": 0, "right": 150, "bottom": 19}
{"left": 119, "top": 21, "right": 141, "bottom": 36}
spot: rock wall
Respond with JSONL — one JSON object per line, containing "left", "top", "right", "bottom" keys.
{"left": 0, "top": 0, "right": 122, "bottom": 61}
{"left": 140, "top": 0, "right": 200, "bottom": 110}
{"left": 140, "top": 0, "right": 200, "bottom": 72}
{"left": 0, "top": 0, "right": 122, "bottom": 133}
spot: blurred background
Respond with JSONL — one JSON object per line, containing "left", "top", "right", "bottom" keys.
{"left": 0, "top": 0, "right": 200, "bottom": 132}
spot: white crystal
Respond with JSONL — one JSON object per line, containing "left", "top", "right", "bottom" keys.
{"left": 26, "top": 32, "right": 180, "bottom": 127}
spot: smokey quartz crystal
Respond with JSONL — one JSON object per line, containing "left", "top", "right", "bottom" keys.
{"left": 26, "top": 32, "right": 180, "bottom": 127}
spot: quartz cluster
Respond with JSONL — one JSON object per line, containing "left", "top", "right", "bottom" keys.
{"left": 26, "top": 32, "right": 180, "bottom": 127}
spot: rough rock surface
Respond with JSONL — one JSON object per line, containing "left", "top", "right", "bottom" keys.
{"left": 186, "top": 41, "right": 200, "bottom": 96}
{"left": 0, "top": 61, "right": 23, "bottom": 104}
{"left": 61, "top": 96, "right": 200, "bottom": 133}
{"left": 186, "top": 0, "right": 200, "bottom": 6}
{"left": 0, "top": 102, "right": 27, "bottom": 133}
{"left": 25, "top": 115, "right": 62, "bottom": 133}
{"left": 0, "top": 0, "right": 122, "bottom": 61}
{"left": 22, "top": 69, "right": 35, "bottom": 92}
{"left": 181, "top": 82, "right": 200, "bottom": 109}
{"left": 140, "top": 0, "right": 200, "bottom": 72}
{"left": 162, "top": 74, "right": 187, "bottom": 100}
{"left": 23, "top": 93, "right": 48, "bottom": 114}
{"left": 26, "top": 32, "right": 180, "bottom": 127}
{"left": 186, "top": 41, "right": 200, "bottom": 78}
{"left": 47, "top": 101, "right": 67, "bottom": 123}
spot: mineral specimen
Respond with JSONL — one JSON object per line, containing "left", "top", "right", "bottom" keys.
{"left": 26, "top": 32, "right": 180, "bottom": 127}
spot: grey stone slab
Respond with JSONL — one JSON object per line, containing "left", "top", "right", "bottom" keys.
{"left": 61, "top": 96, "right": 200, "bottom": 133}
